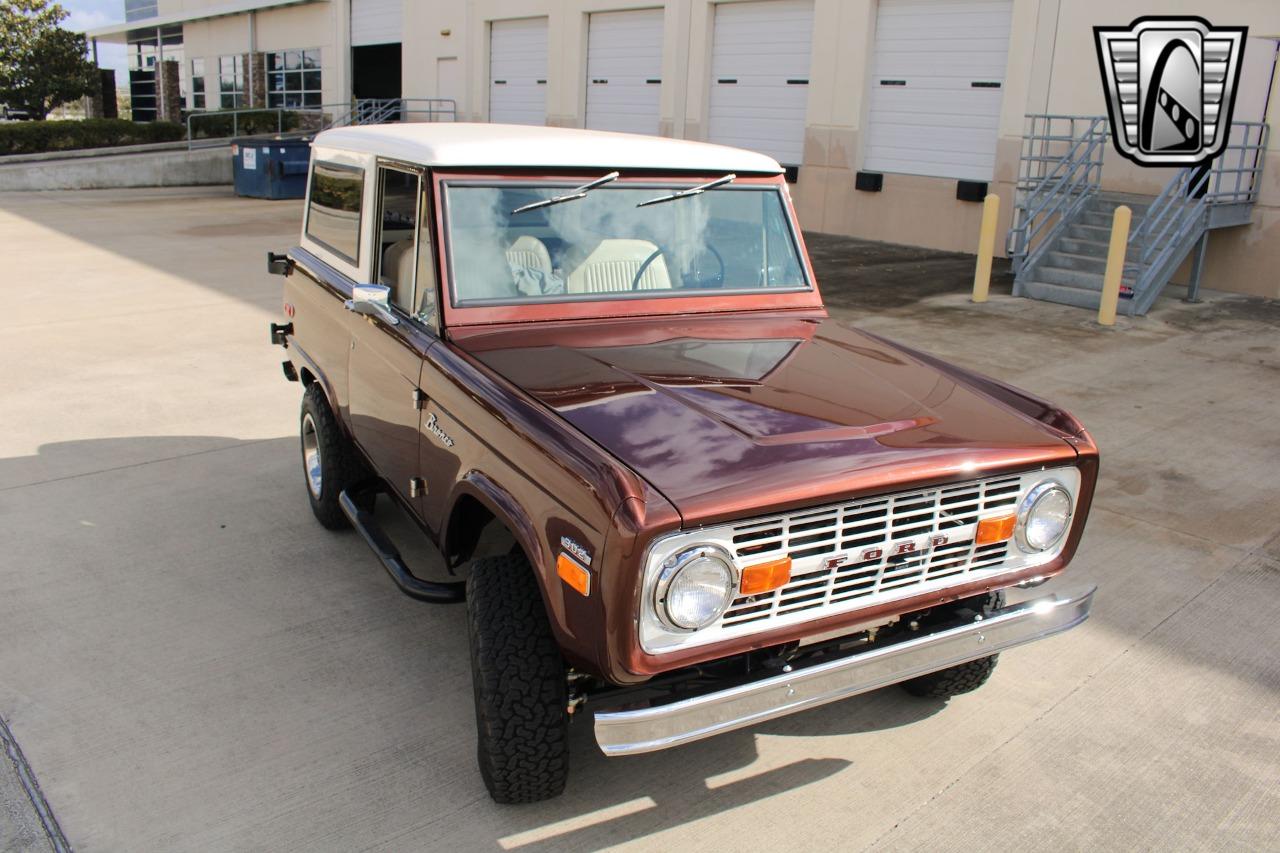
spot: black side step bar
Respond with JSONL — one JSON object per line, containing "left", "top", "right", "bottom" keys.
{"left": 338, "top": 485, "right": 466, "bottom": 604}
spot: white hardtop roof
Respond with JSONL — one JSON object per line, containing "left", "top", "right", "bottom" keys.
{"left": 312, "top": 123, "right": 784, "bottom": 174}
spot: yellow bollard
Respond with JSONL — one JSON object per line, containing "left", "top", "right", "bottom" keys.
{"left": 1097, "top": 205, "right": 1131, "bottom": 326}
{"left": 971, "top": 193, "right": 1001, "bottom": 303}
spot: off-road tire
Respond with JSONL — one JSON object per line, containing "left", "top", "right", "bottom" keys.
{"left": 300, "top": 383, "right": 361, "bottom": 530}
{"left": 901, "top": 591, "right": 1004, "bottom": 699}
{"left": 466, "top": 552, "right": 569, "bottom": 804}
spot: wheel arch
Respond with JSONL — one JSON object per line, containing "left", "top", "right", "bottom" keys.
{"left": 445, "top": 472, "right": 548, "bottom": 592}
{"left": 289, "top": 342, "right": 349, "bottom": 437}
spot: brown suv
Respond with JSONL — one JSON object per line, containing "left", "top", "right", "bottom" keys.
{"left": 268, "top": 123, "right": 1098, "bottom": 804}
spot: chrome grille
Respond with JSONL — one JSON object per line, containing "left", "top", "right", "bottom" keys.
{"left": 639, "top": 467, "right": 1081, "bottom": 654}
{"left": 721, "top": 475, "right": 1022, "bottom": 628}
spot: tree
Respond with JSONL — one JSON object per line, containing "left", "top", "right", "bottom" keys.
{"left": 0, "top": 0, "right": 99, "bottom": 119}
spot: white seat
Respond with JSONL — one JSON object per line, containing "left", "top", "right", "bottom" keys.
{"left": 505, "top": 235, "right": 553, "bottom": 278}
{"left": 381, "top": 239, "right": 417, "bottom": 308}
{"left": 566, "top": 239, "right": 671, "bottom": 294}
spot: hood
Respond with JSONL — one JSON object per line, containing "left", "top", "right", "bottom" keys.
{"left": 454, "top": 315, "right": 1078, "bottom": 524}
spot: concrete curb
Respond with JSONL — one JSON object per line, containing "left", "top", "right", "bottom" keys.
{"left": 0, "top": 146, "right": 232, "bottom": 191}
{"left": 0, "top": 140, "right": 192, "bottom": 165}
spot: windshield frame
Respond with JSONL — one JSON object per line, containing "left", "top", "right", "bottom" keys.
{"left": 432, "top": 171, "right": 823, "bottom": 328}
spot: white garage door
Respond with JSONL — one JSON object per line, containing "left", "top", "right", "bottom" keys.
{"left": 708, "top": 0, "right": 814, "bottom": 166}
{"left": 585, "top": 9, "right": 664, "bottom": 135}
{"left": 489, "top": 18, "right": 548, "bottom": 126}
{"left": 863, "top": 0, "right": 1013, "bottom": 181}
{"left": 351, "top": 0, "right": 402, "bottom": 47}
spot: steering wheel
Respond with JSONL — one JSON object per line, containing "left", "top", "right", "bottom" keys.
{"left": 689, "top": 245, "right": 726, "bottom": 288}
{"left": 632, "top": 249, "right": 665, "bottom": 291}
{"left": 631, "top": 246, "right": 726, "bottom": 290}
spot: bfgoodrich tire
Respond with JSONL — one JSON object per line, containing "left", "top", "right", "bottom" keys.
{"left": 466, "top": 552, "right": 569, "bottom": 804}
{"left": 300, "top": 383, "right": 361, "bottom": 530}
{"left": 900, "top": 591, "right": 1005, "bottom": 699}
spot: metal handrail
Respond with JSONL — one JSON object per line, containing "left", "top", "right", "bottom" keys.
{"left": 186, "top": 107, "right": 328, "bottom": 149}
{"left": 1125, "top": 122, "right": 1269, "bottom": 295}
{"left": 1008, "top": 115, "right": 1108, "bottom": 278}
{"left": 186, "top": 98, "right": 460, "bottom": 148}
{"left": 354, "top": 98, "right": 401, "bottom": 125}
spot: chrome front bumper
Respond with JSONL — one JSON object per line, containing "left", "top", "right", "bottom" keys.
{"left": 594, "top": 585, "right": 1096, "bottom": 756}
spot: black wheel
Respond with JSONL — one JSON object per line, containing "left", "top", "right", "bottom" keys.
{"left": 466, "top": 552, "right": 569, "bottom": 804}
{"left": 900, "top": 591, "right": 1004, "bottom": 699}
{"left": 300, "top": 383, "right": 360, "bottom": 530}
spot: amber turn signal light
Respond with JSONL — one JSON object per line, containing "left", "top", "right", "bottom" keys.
{"left": 739, "top": 556, "right": 792, "bottom": 596}
{"left": 557, "top": 553, "right": 591, "bottom": 597}
{"left": 975, "top": 514, "right": 1017, "bottom": 545}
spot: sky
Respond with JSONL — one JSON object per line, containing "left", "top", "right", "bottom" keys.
{"left": 60, "top": 0, "right": 129, "bottom": 82}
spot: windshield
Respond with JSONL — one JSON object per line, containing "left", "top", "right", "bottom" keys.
{"left": 443, "top": 182, "right": 808, "bottom": 306}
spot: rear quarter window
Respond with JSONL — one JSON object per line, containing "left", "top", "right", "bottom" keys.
{"left": 306, "top": 161, "right": 364, "bottom": 264}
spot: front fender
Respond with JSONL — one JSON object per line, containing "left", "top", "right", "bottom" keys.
{"left": 443, "top": 471, "right": 606, "bottom": 673}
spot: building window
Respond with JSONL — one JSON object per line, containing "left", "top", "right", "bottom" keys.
{"left": 126, "top": 25, "right": 182, "bottom": 122}
{"left": 191, "top": 58, "right": 206, "bottom": 110}
{"left": 266, "top": 49, "right": 322, "bottom": 109}
{"left": 219, "top": 55, "right": 244, "bottom": 109}
{"left": 125, "top": 0, "right": 158, "bottom": 22}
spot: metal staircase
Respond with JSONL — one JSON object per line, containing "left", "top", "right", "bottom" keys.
{"left": 1009, "top": 115, "right": 1269, "bottom": 316}
{"left": 328, "top": 98, "right": 457, "bottom": 129}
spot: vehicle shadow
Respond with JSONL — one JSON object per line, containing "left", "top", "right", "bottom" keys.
{"left": 0, "top": 435, "right": 947, "bottom": 845}
{"left": 493, "top": 690, "right": 947, "bottom": 852}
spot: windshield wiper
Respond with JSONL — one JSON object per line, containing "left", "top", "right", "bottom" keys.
{"left": 511, "top": 171, "right": 619, "bottom": 215}
{"left": 636, "top": 174, "right": 736, "bottom": 208}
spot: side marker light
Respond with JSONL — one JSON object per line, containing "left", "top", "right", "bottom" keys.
{"left": 557, "top": 553, "right": 591, "bottom": 597}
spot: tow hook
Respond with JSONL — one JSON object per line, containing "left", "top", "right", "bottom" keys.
{"left": 270, "top": 322, "right": 293, "bottom": 346}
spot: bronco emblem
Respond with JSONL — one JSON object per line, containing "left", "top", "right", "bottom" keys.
{"left": 424, "top": 412, "right": 455, "bottom": 448}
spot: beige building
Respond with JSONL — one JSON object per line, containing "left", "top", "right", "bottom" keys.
{"left": 88, "top": 1, "right": 1280, "bottom": 299}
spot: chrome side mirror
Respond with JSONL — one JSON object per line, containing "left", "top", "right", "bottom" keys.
{"left": 344, "top": 283, "right": 399, "bottom": 325}
{"left": 352, "top": 283, "right": 391, "bottom": 309}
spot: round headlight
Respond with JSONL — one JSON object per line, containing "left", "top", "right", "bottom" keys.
{"left": 1018, "top": 481, "right": 1073, "bottom": 551}
{"left": 654, "top": 546, "right": 736, "bottom": 631}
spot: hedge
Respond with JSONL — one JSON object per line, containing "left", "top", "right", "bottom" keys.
{"left": 0, "top": 119, "right": 187, "bottom": 156}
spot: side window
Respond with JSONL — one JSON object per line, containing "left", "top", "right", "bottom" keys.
{"left": 375, "top": 167, "right": 420, "bottom": 312}
{"left": 305, "top": 161, "right": 363, "bottom": 264}
{"left": 414, "top": 186, "right": 439, "bottom": 331}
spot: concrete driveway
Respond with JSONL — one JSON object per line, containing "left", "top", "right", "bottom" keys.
{"left": 1, "top": 188, "right": 1277, "bottom": 852}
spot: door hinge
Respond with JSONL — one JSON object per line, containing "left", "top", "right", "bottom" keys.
{"left": 408, "top": 477, "right": 426, "bottom": 499}
{"left": 412, "top": 388, "right": 427, "bottom": 410}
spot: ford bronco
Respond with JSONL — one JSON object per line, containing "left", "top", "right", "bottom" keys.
{"left": 267, "top": 123, "right": 1098, "bottom": 804}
